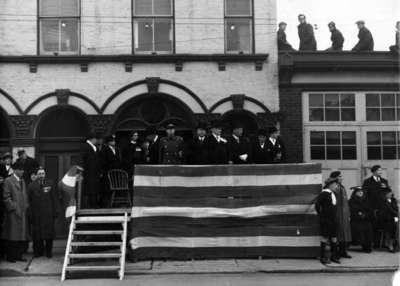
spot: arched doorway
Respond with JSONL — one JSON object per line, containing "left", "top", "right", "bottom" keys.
{"left": 220, "top": 110, "right": 259, "bottom": 138}
{"left": 0, "top": 108, "right": 11, "bottom": 153}
{"left": 112, "top": 93, "right": 196, "bottom": 148}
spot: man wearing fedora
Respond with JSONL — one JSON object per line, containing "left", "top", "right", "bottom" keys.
{"left": 252, "top": 129, "right": 270, "bottom": 164}
{"left": 186, "top": 122, "right": 209, "bottom": 165}
{"left": 205, "top": 120, "right": 228, "bottom": 164}
{"left": 159, "top": 123, "right": 184, "bottom": 165}
{"left": 227, "top": 122, "right": 252, "bottom": 164}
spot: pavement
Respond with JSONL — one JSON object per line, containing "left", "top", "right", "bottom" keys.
{"left": 0, "top": 240, "right": 399, "bottom": 278}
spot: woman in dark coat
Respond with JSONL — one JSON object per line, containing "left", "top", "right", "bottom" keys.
{"left": 315, "top": 177, "right": 340, "bottom": 264}
{"left": 378, "top": 188, "right": 399, "bottom": 252}
{"left": 349, "top": 186, "right": 373, "bottom": 253}
{"left": 28, "top": 167, "right": 59, "bottom": 258}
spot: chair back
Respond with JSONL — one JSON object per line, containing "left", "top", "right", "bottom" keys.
{"left": 107, "top": 169, "right": 129, "bottom": 191}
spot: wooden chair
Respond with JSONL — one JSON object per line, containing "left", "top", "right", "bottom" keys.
{"left": 107, "top": 169, "right": 132, "bottom": 208}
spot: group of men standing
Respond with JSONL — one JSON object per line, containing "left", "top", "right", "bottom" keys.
{"left": 0, "top": 150, "right": 59, "bottom": 262}
{"left": 80, "top": 121, "right": 286, "bottom": 208}
{"left": 278, "top": 14, "right": 399, "bottom": 52}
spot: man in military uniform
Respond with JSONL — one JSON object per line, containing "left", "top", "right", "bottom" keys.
{"left": 159, "top": 123, "right": 184, "bottom": 165}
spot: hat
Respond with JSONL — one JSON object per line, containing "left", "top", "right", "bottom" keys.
{"left": 2, "top": 152, "right": 12, "bottom": 159}
{"left": 279, "top": 21, "right": 287, "bottom": 27}
{"left": 323, "top": 177, "right": 338, "bottom": 188}
{"left": 356, "top": 20, "right": 365, "bottom": 25}
{"left": 231, "top": 121, "right": 244, "bottom": 130}
{"left": 17, "top": 149, "right": 25, "bottom": 156}
{"left": 104, "top": 134, "right": 116, "bottom": 143}
{"left": 165, "top": 123, "right": 175, "bottom": 129}
{"left": 12, "top": 161, "right": 24, "bottom": 170}
{"left": 268, "top": 126, "right": 278, "bottom": 135}
{"left": 328, "top": 21, "right": 336, "bottom": 27}
{"left": 210, "top": 119, "right": 223, "bottom": 129}
{"left": 196, "top": 121, "right": 209, "bottom": 130}
{"left": 329, "top": 171, "right": 341, "bottom": 179}
{"left": 145, "top": 126, "right": 158, "bottom": 136}
{"left": 257, "top": 128, "right": 268, "bottom": 136}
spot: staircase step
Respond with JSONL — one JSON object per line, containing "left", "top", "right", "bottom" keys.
{"left": 73, "top": 230, "right": 123, "bottom": 235}
{"left": 71, "top": 242, "right": 122, "bottom": 247}
{"left": 76, "top": 216, "right": 125, "bottom": 223}
{"left": 69, "top": 253, "right": 121, "bottom": 259}
{"left": 66, "top": 265, "right": 120, "bottom": 271}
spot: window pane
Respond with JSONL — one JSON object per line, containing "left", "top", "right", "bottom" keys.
{"left": 366, "top": 108, "right": 380, "bottom": 121}
{"left": 134, "top": 19, "right": 153, "bottom": 52}
{"left": 154, "top": 0, "right": 172, "bottom": 15}
{"left": 381, "top": 108, "right": 396, "bottom": 121}
{"left": 342, "top": 131, "right": 356, "bottom": 145}
{"left": 326, "top": 131, "right": 340, "bottom": 145}
{"left": 397, "top": 94, "right": 400, "bottom": 107}
{"left": 311, "top": 146, "right": 325, "bottom": 160}
{"left": 226, "top": 18, "right": 252, "bottom": 53}
{"left": 134, "top": 0, "right": 152, "bottom": 15}
{"left": 325, "top": 108, "right": 340, "bottom": 121}
{"left": 40, "top": 0, "right": 79, "bottom": 16}
{"left": 327, "top": 146, "right": 341, "bottom": 159}
{"left": 154, "top": 18, "right": 172, "bottom": 52}
{"left": 368, "top": 147, "right": 381, "bottom": 160}
{"left": 310, "top": 131, "right": 324, "bottom": 145}
{"left": 367, "top": 132, "right": 381, "bottom": 145}
{"left": 309, "top": 108, "right": 323, "bottom": 121}
{"left": 381, "top": 94, "right": 395, "bottom": 107}
{"left": 41, "top": 20, "right": 59, "bottom": 52}
{"left": 340, "top": 94, "right": 355, "bottom": 107}
{"left": 342, "top": 146, "right": 357, "bottom": 160}
{"left": 325, "top": 94, "right": 339, "bottom": 107}
{"left": 61, "top": 0, "right": 79, "bottom": 16}
{"left": 382, "top": 132, "right": 396, "bottom": 145}
{"left": 397, "top": 108, "right": 400, "bottom": 121}
{"left": 226, "top": 0, "right": 252, "bottom": 15}
{"left": 60, "top": 19, "right": 79, "bottom": 52}
{"left": 383, "top": 146, "right": 396, "bottom": 159}
{"left": 366, "top": 94, "right": 380, "bottom": 106}
{"left": 341, "top": 109, "right": 355, "bottom": 121}
{"left": 309, "top": 94, "right": 323, "bottom": 107}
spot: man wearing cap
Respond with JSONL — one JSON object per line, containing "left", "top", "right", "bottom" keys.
{"left": 205, "top": 120, "right": 228, "bottom": 164}
{"left": 277, "top": 22, "right": 295, "bottom": 51}
{"left": 16, "top": 149, "right": 39, "bottom": 185}
{"left": 145, "top": 127, "right": 160, "bottom": 164}
{"left": 80, "top": 132, "right": 101, "bottom": 208}
{"left": 352, "top": 20, "right": 374, "bottom": 51}
{"left": 252, "top": 129, "right": 270, "bottom": 164}
{"left": 297, "top": 14, "right": 317, "bottom": 51}
{"left": 227, "top": 123, "right": 252, "bottom": 164}
{"left": 329, "top": 171, "right": 352, "bottom": 258}
{"left": 186, "top": 122, "right": 209, "bottom": 165}
{"left": 265, "top": 127, "right": 286, "bottom": 163}
{"left": 362, "top": 165, "right": 390, "bottom": 247}
{"left": 159, "top": 123, "right": 184, "bottom": 165}
{"left": 326, "top": 22, "right": 344, "bottom": 51}
{"left": 2, "top": 162, "right": 30, "bottom": 262}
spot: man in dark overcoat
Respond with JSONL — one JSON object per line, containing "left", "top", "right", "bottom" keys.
{"left": 297, "top": 14, "right": 317, "bottom": 51}
{"left": 146, "top": 127, "right": 160, "bottom": 164}
{"left": 28, "top": 167, "right": 59, "bottom": 258}
{"left": 80, "top": 132, "right": 101, "bottom": 208}
{"left": 16, "top": 149, "right": 39, "bottom": 185}
{"left": 352, "top": 20, "right": 374, "bottom": 51}
{"left": 265, "top": 127, "right": 286, "bottom": 163}
{"left": 2, "top": 162, "right": 30, "bottom": 262}
{"left": 277, "top": 22, "right": 295, "bottom": 51}
{"left": 205, "top": 120, "right": 228, "bottom": 164}
{"left": 186, "top": 122, "right": 209, "bottom": 165}
{"left": 122, "top": 131, "right": 143, "bottom": 171}
{"left": 227, "top": 123, "right": 252, "bottom": 164}
{"left": 327, "top": 22, "right": 344, "bottom": 51}
{"left": 252, "top": 129, "right": 270, "bottom": 164}
{"left": 362, "top": 165, "right": 390, "bottom": 247}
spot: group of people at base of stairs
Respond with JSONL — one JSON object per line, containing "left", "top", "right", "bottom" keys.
{"left": 0, "top": 150, "right": 58, "bottom": 262}
{"left": 316, "top": 166, "right": 399, "bottom": 265}
{"left": 278, "top": 14, "right": 400, "bottom": 53}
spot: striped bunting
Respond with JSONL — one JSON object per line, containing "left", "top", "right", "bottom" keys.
{"left": 130, "top": 163, "right": 322, "bottom": 260}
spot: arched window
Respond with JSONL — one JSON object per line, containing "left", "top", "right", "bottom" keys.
{"left": 220, "top": 110, "right": 259, "bottom": 137}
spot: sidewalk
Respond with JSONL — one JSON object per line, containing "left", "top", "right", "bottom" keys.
{"left": 0, "top": 240, "right": 398, "bottom": 277}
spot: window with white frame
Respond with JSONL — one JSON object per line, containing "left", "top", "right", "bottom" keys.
{"left": 308, "top": 93, "right": 355, "bottom": 121}
{"left": 367, "top": 131, "right": 400, "bottom": 160}
{"left": 133, "top": 0, "right": 173, "bottom": 54}
{"left": 39, "top": 0, "right": 80, "bottom": 55}
{"left": 310, "top": 131, "right": 357, "bottom": 160}
{"left": 366, "top": 93, "right": 400, "bottom": 121}
{"left": 225, "top": 0, "right": 253, "bottom": 54}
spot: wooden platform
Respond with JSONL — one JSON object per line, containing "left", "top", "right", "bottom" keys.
{"left": 77, "top": 208, "right": 132, "bottom": 215}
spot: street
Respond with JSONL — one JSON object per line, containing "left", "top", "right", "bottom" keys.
{"left": 1, "top": 272, "right": 397, "bottom": 286}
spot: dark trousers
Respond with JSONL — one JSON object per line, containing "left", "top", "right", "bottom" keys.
{"left": 83, "top": 194, "right": 98, "bottom": 208}
{"left": 33, "top": 239, "right": 53, "bottom": 257}
{"left": 6, "top": 240, "right": 24, "bottom": 261}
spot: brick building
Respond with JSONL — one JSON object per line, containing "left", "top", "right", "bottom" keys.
{"left": 0, "top": 0, "right": 279, "bottom": 181}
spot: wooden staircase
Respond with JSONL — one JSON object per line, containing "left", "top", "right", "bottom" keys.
{"left": 61, "top": 211, "right": 129, "bottom": 281}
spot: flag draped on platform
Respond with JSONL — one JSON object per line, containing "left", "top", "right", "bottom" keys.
{"left": 130, "top": 163, "right": 322, "bottom": 259}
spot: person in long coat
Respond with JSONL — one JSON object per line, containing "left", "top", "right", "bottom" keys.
{"left": 226, "top": 123, "right": 252, "bottom": 164}
{"left": 28, "top": 167, "right": 59, "bottom": 258}
{"left": 329, "top": 171, "right": 352, "bottom": 258}
{"left": 186, "top": 122, "right": 209, "bottom": 165}
{"left": 205, "top": 120, "right": 228, "bottom": 164}
{"left": 352, "top": 20, "right": 374, "bottom": 51}
{"left": 146, "top": 127, "right": 160, "bottom": 164}
{"left": 265, "top": 127, "right": 286, "bottom": 163}
{"left": 349, "top": 186, "right": 373, "bottom": 253}
{"left": 2, "top": 162, "right": 30, "bottom": 262}
{"left": 15, "top": 149, "right": 39, "bottom": 185}
{"left": 362, "top": 165, "right": 390, "bottom": 247}
{"left": 297, "top": 14, "right": 317, "bottom": 51}
{"left": 252, "top": 129, "right": 270, "bottom": 164}
{"left": 377, "top": 188, "right": 399, "bottom": 252}
{"left": 326, "top": 22, "right": 344, "bottom": 51}
{"left": 277, "top": 22, "right": 295, "bottom": 51}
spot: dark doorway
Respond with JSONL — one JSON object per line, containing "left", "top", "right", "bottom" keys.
{"left": 220, "top": 110, "right": 259, "bottom": 139}
{"left": 0, "top": 108, "right": 11, "bottom": 153}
